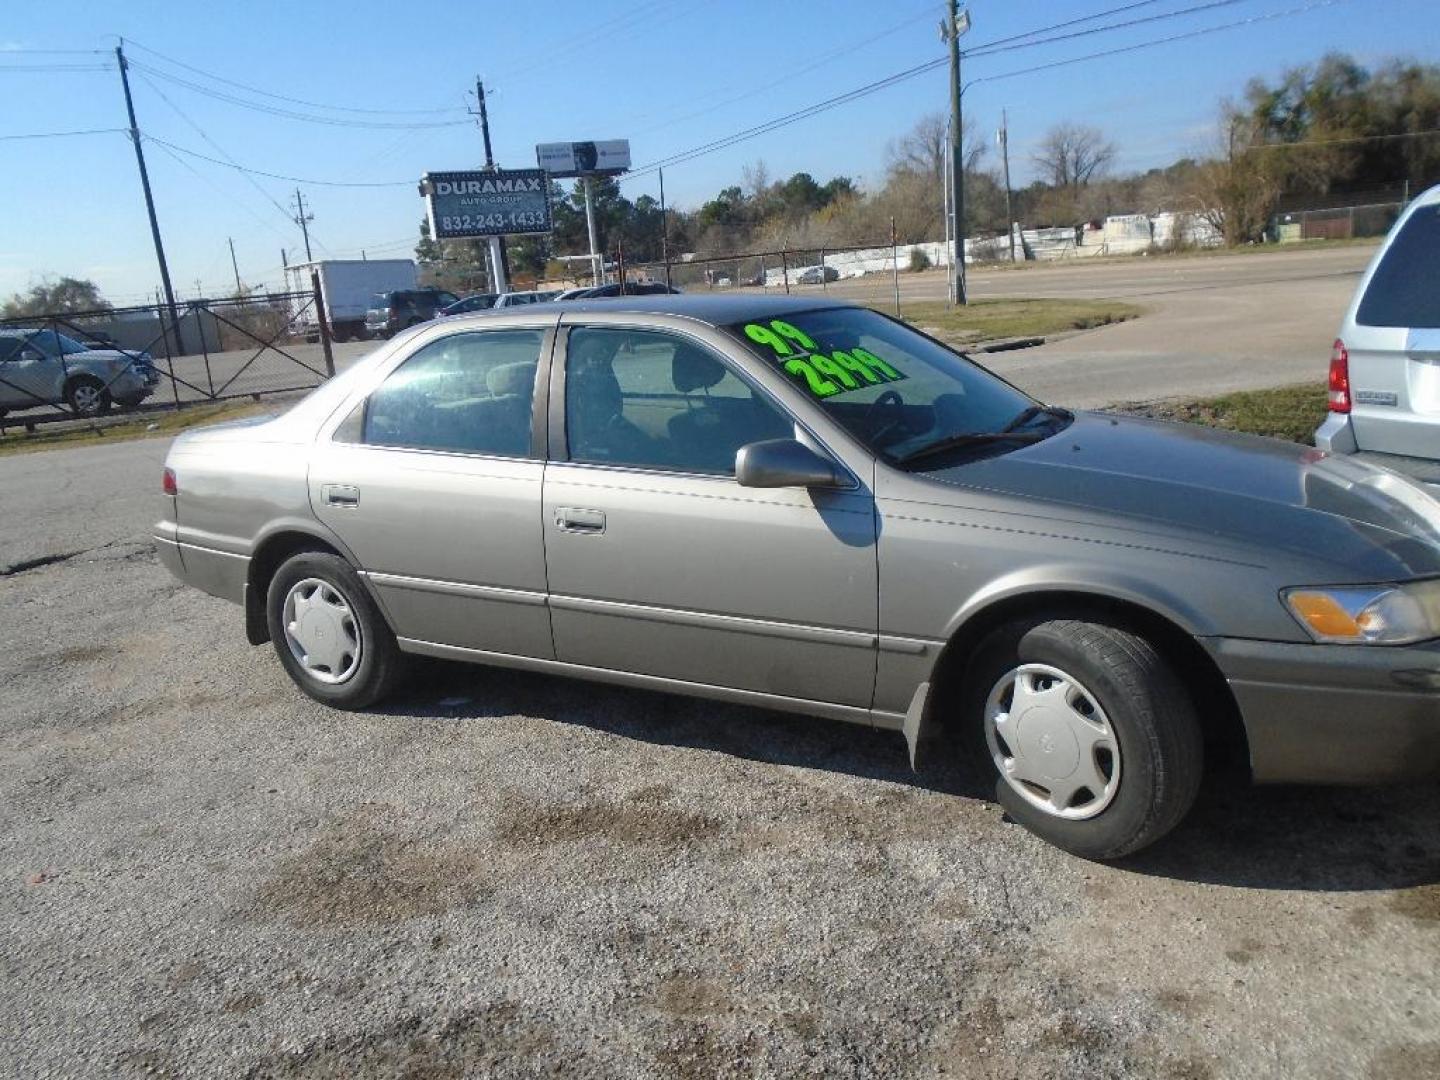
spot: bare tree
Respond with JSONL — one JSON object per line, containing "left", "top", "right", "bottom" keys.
{"left": 1031, "top": 123, "right": 1117, "bottom": 189}
{"left": 886, "top": 112, "right": 985, "bottom": 183}
{"left": 1193, "top": 106, "right": 1284, "bottom": 245}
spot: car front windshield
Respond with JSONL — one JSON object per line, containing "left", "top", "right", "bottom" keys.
{"left": 726, "top": 306, "right": 1066, "bottom": 465}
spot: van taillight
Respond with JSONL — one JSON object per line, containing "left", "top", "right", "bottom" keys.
{"left": 162, "top": 467, "right": 177, "bottom": 496}
{"left": 1327, "top": 339, "right": 1351, "bottom": 414}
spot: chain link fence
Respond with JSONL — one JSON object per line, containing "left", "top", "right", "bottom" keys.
{"left": 626, "top": 234, "right": 956, "bottom": 316}
{"left": 0, "top": 284, "right": 338, "bottom": 431}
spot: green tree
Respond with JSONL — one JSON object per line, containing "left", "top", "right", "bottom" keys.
{"left": 3, "top": 277, "right": 110, "bottom": 317}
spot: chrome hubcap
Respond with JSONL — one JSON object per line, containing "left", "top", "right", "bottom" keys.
{"left": 282, "top": 578, "right": 362, "bottom": 684}
{"left": 984, "top": 663, "right": 1121, "bottom": 820}
{"left": 73, "top": 385, "right": 101, "bottom": 412}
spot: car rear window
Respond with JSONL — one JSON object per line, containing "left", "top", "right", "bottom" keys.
{"left": 1356, "top": 203, "right": 1440, "bottom": 328}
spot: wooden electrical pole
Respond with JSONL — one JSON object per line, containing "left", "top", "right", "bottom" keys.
{"left": 116, "top": 42, "right": 182, "bottom": 350}
{"left": 943, "top": 1, "right": 969, "bottom": 305}
{"left": 292, "top": 189, "right": 314, "bottom": 263}
{"left": 474, "top": 76, "right": 510, "bottom": 292}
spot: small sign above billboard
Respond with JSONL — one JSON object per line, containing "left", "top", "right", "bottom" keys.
{"left": 419, "top": 169, "right": 552, "bottom": 239}
{"left": 536, "top": 140, "right": 631, "bottom": 178}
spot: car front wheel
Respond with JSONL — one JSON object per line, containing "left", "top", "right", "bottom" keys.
{"left": 266, "top": 551, "right": 406, "bottom": 709}
{"left": 963, "top": 617, "right": 1203, "bottom": 860}
{"left": 66, "top": 376, "right": 112, "bottom": 417}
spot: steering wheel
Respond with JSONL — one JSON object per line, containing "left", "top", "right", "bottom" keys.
{"left": 865, "top": 389, "right": 906, "bottom": 445}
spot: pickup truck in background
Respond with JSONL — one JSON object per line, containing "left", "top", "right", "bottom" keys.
{"left": 284, "top": 260, "right": 418, "bottom": 343}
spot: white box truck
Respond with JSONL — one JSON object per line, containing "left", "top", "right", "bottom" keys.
{"left": 285, "top": 259, "right": 417, "bottom": 342}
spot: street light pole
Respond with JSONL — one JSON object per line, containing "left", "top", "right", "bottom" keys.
{"left": 943, "top": 1, "right": 971, "bottom": 305}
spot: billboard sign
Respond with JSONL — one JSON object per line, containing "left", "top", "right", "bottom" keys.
{"left": 420, "top": 169, "right": 552, "bottom": 239}
{"left": 535, "top": 140, "right": 631, "bottom": 178}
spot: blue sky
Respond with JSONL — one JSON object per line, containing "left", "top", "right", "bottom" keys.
{"left": 1, "top": 0, "right": 1433, "bottom": 303}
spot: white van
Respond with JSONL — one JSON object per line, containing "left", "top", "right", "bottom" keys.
{"left": 1315, "top": 184, "right": 1440, "bottom": 492}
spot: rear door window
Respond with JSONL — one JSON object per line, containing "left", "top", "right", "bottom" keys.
{"left": 362, "top": 329, "right": 542, "bottom": 456}
{"left": 1357, "top": 204, "right": 1440, "bottom": 328}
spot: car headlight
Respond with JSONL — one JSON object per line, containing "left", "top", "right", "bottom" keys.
{"left": 1283, "top": 581, "right": 1440, "bottom": 645}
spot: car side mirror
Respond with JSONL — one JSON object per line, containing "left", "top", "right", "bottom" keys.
{"left": 20, "top": 346, "right": 44, "bottom": 362}
{"left": 735, "top": 438, "right": 844, "bottom": 489}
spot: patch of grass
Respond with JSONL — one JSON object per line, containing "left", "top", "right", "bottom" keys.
{"left": 1117, "top": 383, "right": 1328, "bottom": 445}
{"left": 895, "top": 298, "right": 1144, "bottom": 344}
{"left": 0, "top": 399, "right": 277, "bottom": 456}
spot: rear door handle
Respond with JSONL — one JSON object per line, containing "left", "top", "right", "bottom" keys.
{"left": 323, "top": 484, "right": 360, "bottom": 508}
{"left": 555, "top": 507, "right": 605, "bottom": 534}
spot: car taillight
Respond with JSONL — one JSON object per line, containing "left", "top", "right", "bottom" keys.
{"left": 162, "top": 467, "right": 177, "bottom": 496}
{"left": 1327, "top": 339, "right": 1351, "bottom": 414}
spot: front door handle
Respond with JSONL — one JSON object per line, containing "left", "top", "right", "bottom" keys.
{"left": 556, "top": 507, "right": 605, "bottom": 534}
{"left": 323, "top": 484, "right": 360, "bottom": 508}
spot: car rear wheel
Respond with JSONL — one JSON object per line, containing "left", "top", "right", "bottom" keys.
{"left": 266, "top": 551, "right": 406, "bottom": 709}
{"left": 963, "top": 617, "right": 1203, "bottom": 860}
{"left": 65, "top": 376, "right": 112, "bottom": 417}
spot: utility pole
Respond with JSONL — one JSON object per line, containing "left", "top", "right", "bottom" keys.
{"left": 473, "top": 76, "right": 509, "bottom": 294}
{"left": 659, "top": 166, "right": 672, "bottom": 289}
{"left": 116, "top": 42, "right": 182, "bottom": 353}
{"left": 999, "top": 109, "right": 1016, "bottom": 262}
{"left": 292, "top": 189, "right": 314, "bottom": 263}
{"left": 942, "top": 2, "right": 971, "bottom": 305}
{"left": 228, "top": 237, "right": 243, "bottom": 295}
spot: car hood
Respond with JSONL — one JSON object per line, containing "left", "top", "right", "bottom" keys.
{"left": 74, "top": 348, "right": 151, "bottom": 364}
{"left": 919, "top": 411, "right": 1440, "bottom": 581}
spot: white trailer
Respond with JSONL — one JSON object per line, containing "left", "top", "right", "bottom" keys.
{"left": 285, "top": 259, "right": 416, "bottom": 342}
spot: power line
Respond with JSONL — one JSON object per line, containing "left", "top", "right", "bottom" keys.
{"left": 122, "top": 37, "right": 468, "bottom": 116}
{"left": 0, "top": 127, "right": 127, "bottom": 141}
{"left": 964, "top": 1, "right": 1348, "bottom": 92}
{"left": 133, "top": 68, "right": 303, "bottom": 228}
{"left": 623, "top": 0, "right": 1346, "bottom": 181}
{"left": 1243, "top": 127, "right": 1440, "bottom": 151}
{"left": 126, "top": 59, "right": 472, "bottom": 129}
{"left": 141, "top": 133, "right": 415, "bottom": 187}
{"left": 961, "top": 0, "right": 1177, "bottom": 53}
{"left": 965, "top": 0, "right": 1256, "bottom": 59}
{"left": 626, "top": 0, "right": 940, "bottom": 141}
{"left": 0, "top": 63, "right": 111, "bottom": 72}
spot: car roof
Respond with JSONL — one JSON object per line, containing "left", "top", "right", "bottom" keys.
{"left": 460, "top": 293, "right": 855, "bottom": 326}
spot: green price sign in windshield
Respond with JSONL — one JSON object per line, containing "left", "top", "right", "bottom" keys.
{"left": 742, "top": 320, "right": 905, "bottom": 398}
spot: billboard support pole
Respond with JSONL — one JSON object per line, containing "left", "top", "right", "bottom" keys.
{"left": 583, "top": 178, "right": 602, "bottom": 286}
{"left": 487, "top": 236, "right": 508, "bottom": 294}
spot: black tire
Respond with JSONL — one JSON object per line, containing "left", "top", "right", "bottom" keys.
{"left": 65, "top": 376, "right": 112, "bottom": 417}
{"left": 265, "top": 550, "right": 406, "bottom": 709}
{"left": 962, "top": 617, "right": 1203, "bottom": 860}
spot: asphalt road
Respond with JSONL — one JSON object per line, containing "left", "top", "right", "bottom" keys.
{"left": 828, "top": 243, "right": 1379, "bottom": 408}
{"left": 4, "top": 343, "right": 1440, "bottom": 1075}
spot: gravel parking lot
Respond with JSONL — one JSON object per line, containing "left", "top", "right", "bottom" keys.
{"left": 4, "top": 416, "right": 1440, "bottom": 1078}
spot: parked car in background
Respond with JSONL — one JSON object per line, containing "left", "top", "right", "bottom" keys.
{"left": 440, "top": 294, "right": 499, "bottom": 317}
{"left": 572, "top": 282, "right": 683, "bottom": 298}
{"left": 492, "top": 289, "right": 564, "bottom": 308}
{"left": 1315, "top": 183, "right": 1440, "bottom": 493}
{"left": 0, "top": 327, "right": 159, "bottom": 418}
{"left": 364, "top": 288, "right": 459, "bottom": 339}
{"left": 156, "top": 295, "right": 1440, "bottom": 861}
{"left": 797, "top": 265, "right": 840, "bottom": 285}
